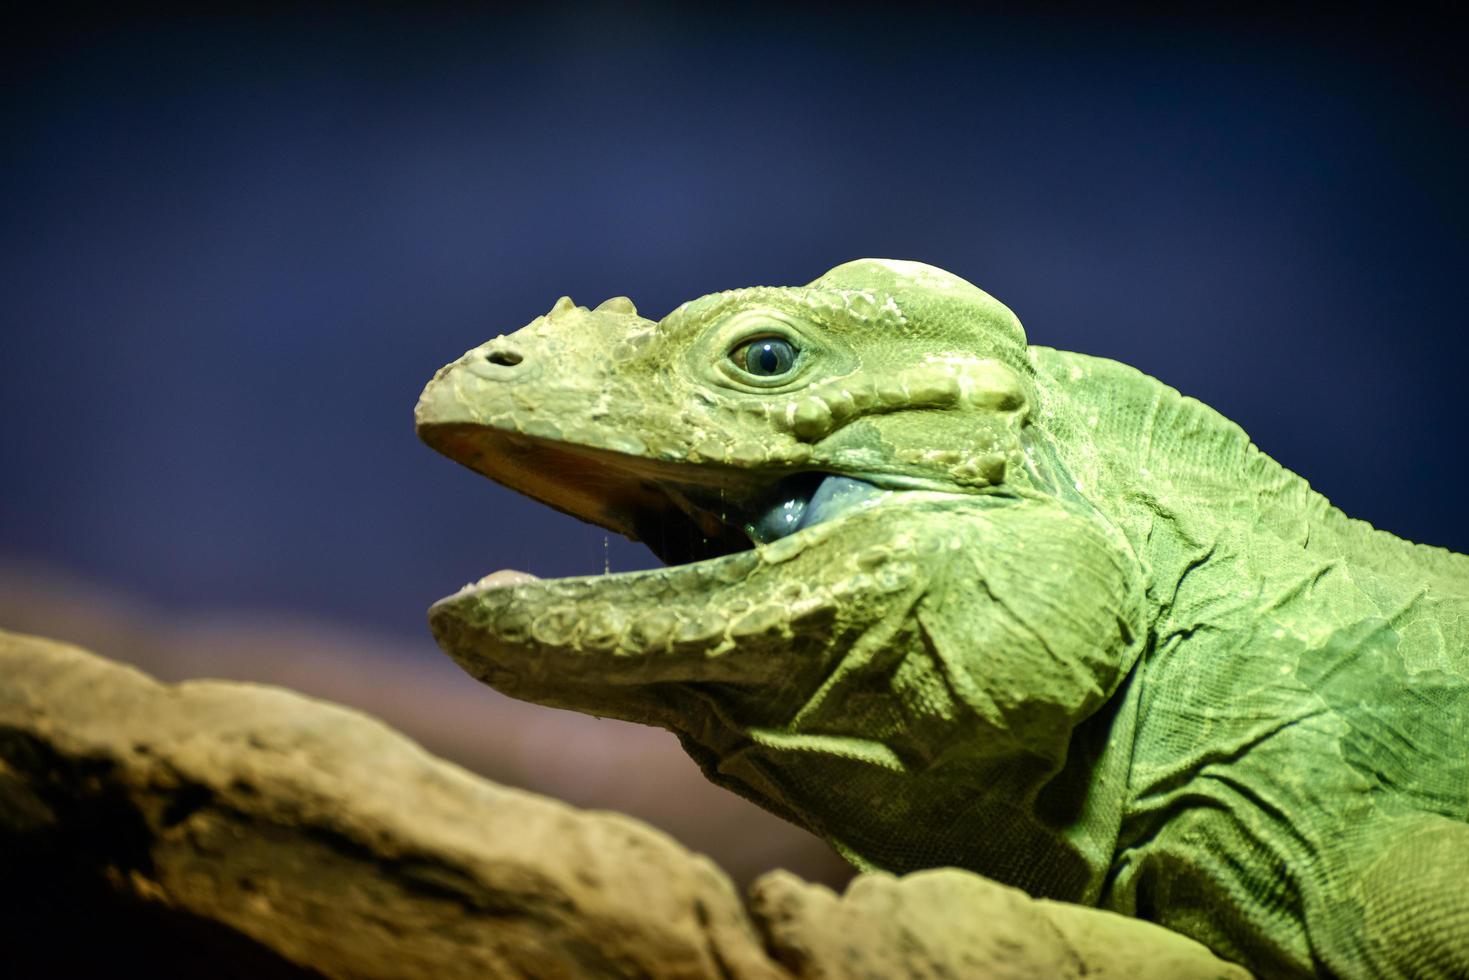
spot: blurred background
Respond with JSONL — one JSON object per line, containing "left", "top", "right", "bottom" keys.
{"left": 3, "top": 3, "right": 1466, "bottom": 887}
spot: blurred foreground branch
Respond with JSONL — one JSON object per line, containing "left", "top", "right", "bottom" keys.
{"left": 0, "top": 630, "right": 1247, "bottom": 978}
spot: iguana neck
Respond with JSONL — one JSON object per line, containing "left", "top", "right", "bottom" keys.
{"left": 1028, "top": 346, "right": 1469, "bottom": 613}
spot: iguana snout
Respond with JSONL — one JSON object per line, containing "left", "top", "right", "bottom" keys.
{"left": 415, "top": 294, "right": 751, "bottom": 560}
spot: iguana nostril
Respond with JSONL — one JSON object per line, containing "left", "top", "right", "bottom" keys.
{"left": 484, "top": 348, "right": 523, "bottom": 367}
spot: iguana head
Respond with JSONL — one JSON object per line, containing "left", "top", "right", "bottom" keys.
{"left": 418, "top": 260, "right": 1145, "bottom": 886}
{"left": 417, "top": 259, "right": 1038, "bottom": 562}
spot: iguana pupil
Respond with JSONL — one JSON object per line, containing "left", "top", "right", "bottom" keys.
{"left": 741, "top": 337, "right": 796, "bottom": 376}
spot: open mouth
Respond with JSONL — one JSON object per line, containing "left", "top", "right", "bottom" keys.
{"left": 418, "top": 422, "right": 891, "bottom": 576}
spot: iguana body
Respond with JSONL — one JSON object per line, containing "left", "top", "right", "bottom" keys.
{"left": 416, "top": 260, "right": 1469, "bottom": 977}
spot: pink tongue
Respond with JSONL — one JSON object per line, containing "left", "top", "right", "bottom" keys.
{"left": 480, "top": 569, "right": 541, "bottom": 588}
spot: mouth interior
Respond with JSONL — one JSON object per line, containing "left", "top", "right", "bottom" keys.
{"left": 646, "top": 472, "right": 889, "bottom": 567}
{"left": 741, "top": 473, "right": 888, "bottom": 545}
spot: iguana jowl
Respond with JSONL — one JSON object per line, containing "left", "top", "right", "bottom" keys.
{"left": 416, "top": 259, "right": 1469, "bottom": 978}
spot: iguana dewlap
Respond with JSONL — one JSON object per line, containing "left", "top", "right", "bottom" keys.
{"left": 416, "top": 259, "right": 1469, "bottom": 978}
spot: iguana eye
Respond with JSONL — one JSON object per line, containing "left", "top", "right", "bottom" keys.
{"left": 732, "top": 337, "right": 798, "bottom": 377}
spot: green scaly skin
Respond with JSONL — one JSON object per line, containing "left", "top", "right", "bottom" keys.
{"left": 415, "top": 260, "right": 1469, "bottom": 978}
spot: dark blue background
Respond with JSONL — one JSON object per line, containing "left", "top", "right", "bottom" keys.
{"left": 4, "top": 6, "right": 1466, "bottom": 644}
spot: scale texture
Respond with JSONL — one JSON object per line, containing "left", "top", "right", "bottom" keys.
{"left": 417, "top": 259, "right": 1469, "bottom": 978}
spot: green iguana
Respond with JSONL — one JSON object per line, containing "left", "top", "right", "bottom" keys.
{"left": 415, "top": 259, "right": 1469, "bottom": 978}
